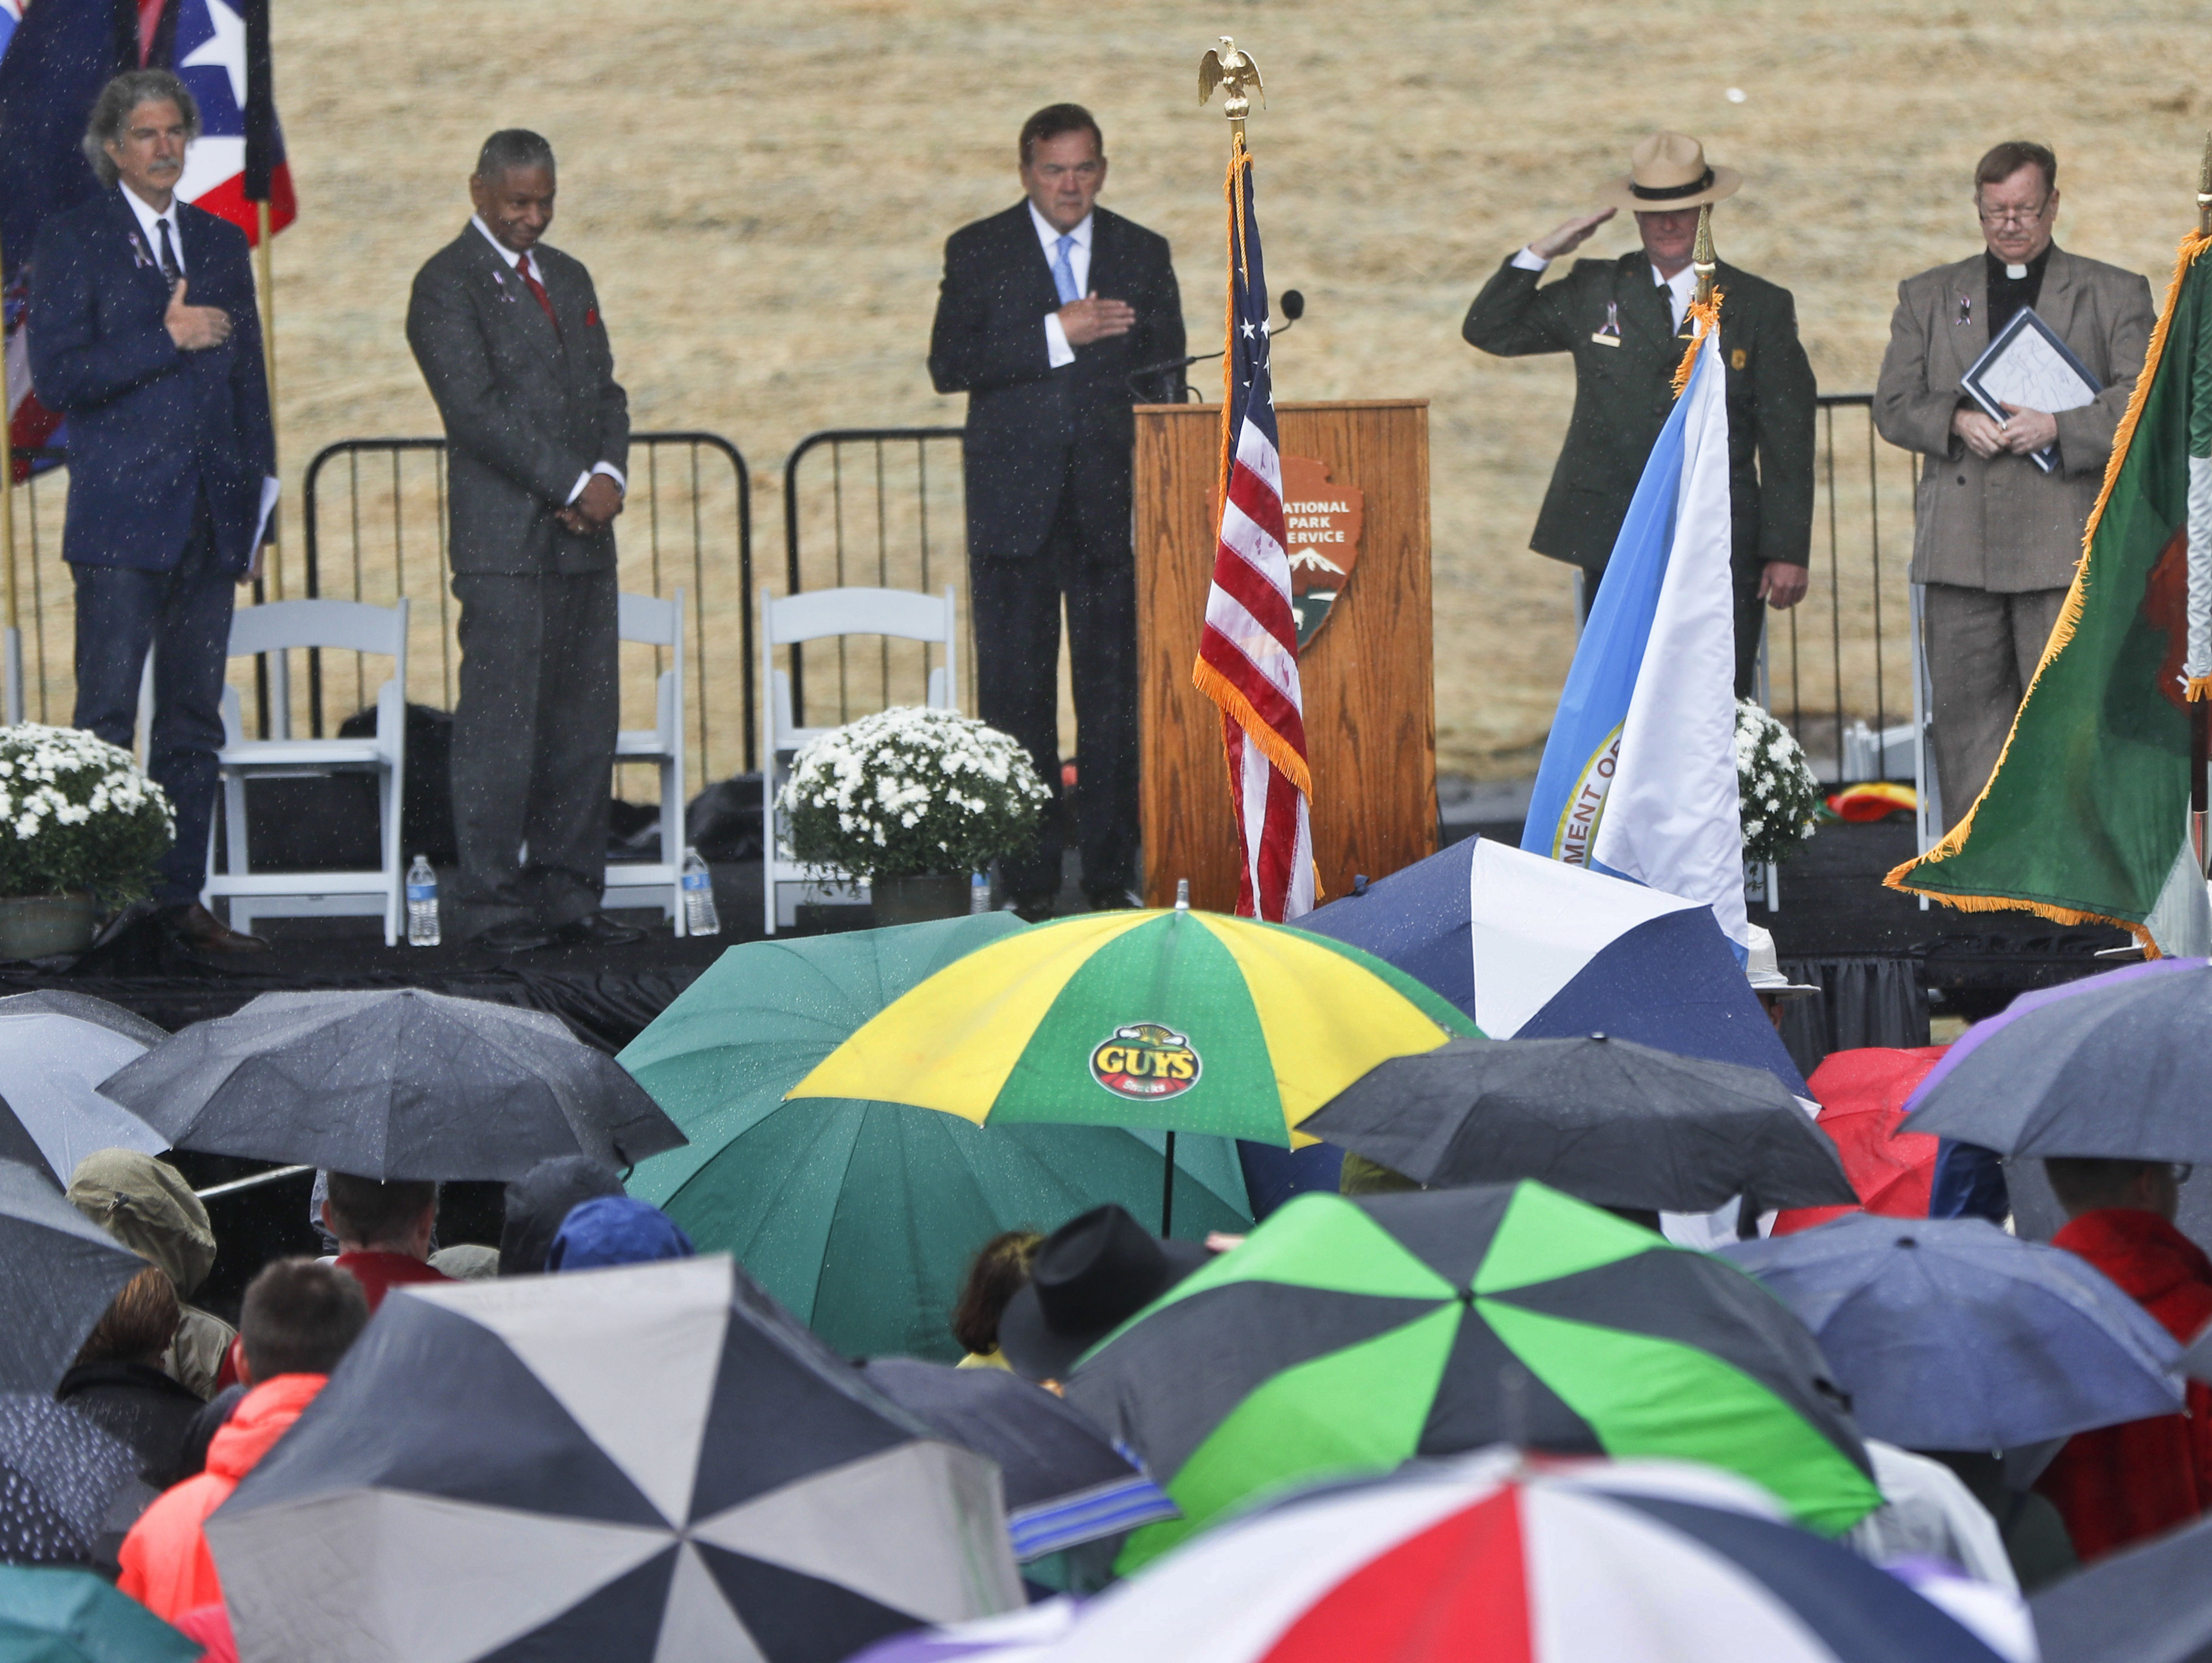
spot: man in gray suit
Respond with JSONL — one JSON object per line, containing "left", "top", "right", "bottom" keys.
{"left": 1876, "top": 141, "right": 2153, "bottom": 828}
{"left": 406, "top": 130, "right": 641, "bottom": 951}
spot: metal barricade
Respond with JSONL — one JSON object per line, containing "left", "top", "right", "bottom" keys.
{"left": 1762, "top": 393, "right": 1922, "bottom": 785}
{"left": 299, "top": 431, "right": 754, "bottom": 782}
{"left": 779, "top": 427, "right": 966, "bottom": 726}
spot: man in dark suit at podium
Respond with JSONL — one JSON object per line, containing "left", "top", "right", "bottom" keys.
{"left": 1463, "top": 132, "right": 1815, "bottom": 696}
{"left": 28, "top": 70, "right": 275, "bottom": 953}
{"left": 929, "top": 104, "right": 1185, "bottom": 916}
{"left": 407, "top": 129, "right": 638, "bottom": 953}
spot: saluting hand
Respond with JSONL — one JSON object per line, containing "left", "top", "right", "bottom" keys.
{"left": 164, "top": 280, "right": 232, "bottom": 352}
{"left": 1526, "top": 208, "right": 1617, "bottom": 262}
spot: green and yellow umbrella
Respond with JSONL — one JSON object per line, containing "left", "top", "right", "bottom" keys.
{"left": 789, "top": 904, "right": 1478, "bottom": 1155}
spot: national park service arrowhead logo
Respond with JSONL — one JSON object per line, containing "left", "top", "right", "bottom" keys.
{"left": 1090, "top": 1023, "right": 1202, "bottom": 1101}
{"left": 1281, "top": 456, "right": 1364, "bottom": 652}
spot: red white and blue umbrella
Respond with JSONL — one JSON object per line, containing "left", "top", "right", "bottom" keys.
{"left": 1301, "top": 835, "right": 1806, "bottom": 1095}
{"left": 851, "top": 1450, "right": 2015, "bottom": 1663}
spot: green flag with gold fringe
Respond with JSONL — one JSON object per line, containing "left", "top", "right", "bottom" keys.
{"left": 1887, "top": 230, "right": 2212, "bottom": 955}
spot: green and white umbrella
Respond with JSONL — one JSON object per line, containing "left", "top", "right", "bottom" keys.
{"left": 1065, "top": 1184, "right": 1881, "bottom": 1571}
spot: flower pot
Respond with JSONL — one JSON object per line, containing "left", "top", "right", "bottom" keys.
{"left": 870, "top": 874, "right": 973, "bottom": 927}
{"left": 0, "top": 894, "right": 98, "bottom": 960}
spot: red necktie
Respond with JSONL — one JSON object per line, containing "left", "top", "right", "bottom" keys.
{"left": 515, "top": 252, "right": 562, "bottom": 340}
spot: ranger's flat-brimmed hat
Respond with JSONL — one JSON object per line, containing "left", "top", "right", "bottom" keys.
{"left": 1598, "top": 130, "right": 1742, "bottom": 212}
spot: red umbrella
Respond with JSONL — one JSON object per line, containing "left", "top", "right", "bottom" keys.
{"left": 1772, "top": 1045, "right": 1946, "bottom": 1235}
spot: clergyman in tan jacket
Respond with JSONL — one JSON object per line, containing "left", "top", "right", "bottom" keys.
{"left": 1874, "top": 140, "right": 2153, "bottom": 828}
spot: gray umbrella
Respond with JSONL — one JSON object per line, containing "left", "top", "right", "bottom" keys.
{"left": 1301, "top": 1034, "right": 1855, "bottom": 1212}
{"left": 0, "top": 1161, "right": 145, "bottom": 1394}
{"left": 0, "top": 998, "right": 168, "bottom": 1186}
{"left": 1900, "top": 964, "right": 2212, "bottom": 1162}
{"left": 2031, "top": 1507, "right": 2212, "bottom": 1663}
{"left": 97, "top": 990, "right": 686, "bottom": 1182}
{"left": 0, "top": 1392, "right": 141, "bottom": 1566}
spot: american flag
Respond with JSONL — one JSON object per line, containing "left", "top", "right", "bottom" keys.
{"left": 1192, "top": 134, "right": 1313, "bottom": 921}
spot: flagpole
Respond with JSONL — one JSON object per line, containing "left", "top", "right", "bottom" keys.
{"left": 0, "top": 224, "right": 20, "bottom": 726}
{"left": 2195, "top": 132, "right": 2211, "bottom": 875}
{"left": 1692, "top": 203, "right": 1716, "bottom": 307}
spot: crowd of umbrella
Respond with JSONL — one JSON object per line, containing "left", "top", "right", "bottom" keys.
{"left": 1, "top": 833, "right": 2210, "bottom": 1660}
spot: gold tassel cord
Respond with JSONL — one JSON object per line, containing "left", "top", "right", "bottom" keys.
{"left": 2191, "top": 676, "right": 2212, "bottom": 702}
{"left": 1885, "top": 227, "right": 2212, "bottom": 952}
{"left": 1669, "top": 290, "right": 1725, "bottom": 398}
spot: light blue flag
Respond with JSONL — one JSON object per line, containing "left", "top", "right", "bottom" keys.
{"left": 1521, "top": 330, "right": 1749, "bottom": 950}
{"left": 1520, "top": 357, "right": 1699, "bottom": 866}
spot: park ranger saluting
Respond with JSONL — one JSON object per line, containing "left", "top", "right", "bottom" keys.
{"left": 1463, "top": 130, "right": 1817, "bottom": 695}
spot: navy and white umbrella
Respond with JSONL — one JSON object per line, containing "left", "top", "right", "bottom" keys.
{"left": 207, "top": 1256, "right": 1023, "bottom": 1662}
{"left": 1300, "top": 836, "right": 1807, "bottom": 1095}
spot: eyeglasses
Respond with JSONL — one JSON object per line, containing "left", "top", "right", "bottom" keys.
{"left": 1977, "top": 199, "right": 2051, "bottom": 227}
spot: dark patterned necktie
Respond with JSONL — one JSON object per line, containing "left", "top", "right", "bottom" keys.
{"left": 156, "top": 218, "right": 180, "bottom": 285}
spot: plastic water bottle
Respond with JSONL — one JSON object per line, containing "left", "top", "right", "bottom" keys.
{"left": 405, "top": 855, "right": 440, "bottom": 946}
{"left": 681, "top": 848, "right": 721, "bottom": 936}
{"left": 971, "top": 870, "right": 992, "bottom": 914}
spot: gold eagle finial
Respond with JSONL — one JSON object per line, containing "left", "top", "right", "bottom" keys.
{"left": 1199, "top": 36, "right": 1264, "bottom": 121}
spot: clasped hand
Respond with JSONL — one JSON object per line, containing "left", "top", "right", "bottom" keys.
{"left": 1953, "top": 403, "right": 2057, "bottom": 459}
{"left": 556, "top": 474, "right": 624, "bottom": 535}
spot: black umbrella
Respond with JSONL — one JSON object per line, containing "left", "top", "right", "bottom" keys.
{"left": 1302, "top": 1034, "right": 1854, "bottom": 1212}
{"left": 2031, "top": 1506, "right": 2212, "bottom": 1663}
{"left": 98, "top": 990, "right": 685, "bottom": 1181}
{"left": 0, "top": 1161, "right": 144, "bottom": 1394}
{"left": 856, "top": 1357, "right": 1177, "bottom": 1560}
{"left": 0, "top": 1393, "right": 140, "bottom": 1566}
{"left": 207, "top": 1256, "right": 1022, "bottom": 1661}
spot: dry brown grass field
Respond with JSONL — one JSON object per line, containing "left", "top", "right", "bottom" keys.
{"left": 18, "top": 0, "right": 2212, "bottom": 786}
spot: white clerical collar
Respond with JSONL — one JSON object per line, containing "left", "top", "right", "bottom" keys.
{"left": 2004, "top": 263, "right": 2028, "bottom": 279}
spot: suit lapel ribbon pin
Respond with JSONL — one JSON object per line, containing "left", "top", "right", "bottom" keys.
{"left": 1955, "top": 292, "right": 1973, "bottom": 326}
{"left": 1590, "top": 299, "right": 1621, "bottom": 347}
{"left": 127, "top": 232, "right": 153, "bottom": 271}
{"left": 492, "top": 269, "right": 518, "bottom": 302}
{"left": 585, "top": 306, "right": 598, "bottom": 328}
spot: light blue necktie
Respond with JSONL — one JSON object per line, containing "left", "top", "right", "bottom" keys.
{"left": 1051, "top": 233, "right": 1082, "bottom": 304}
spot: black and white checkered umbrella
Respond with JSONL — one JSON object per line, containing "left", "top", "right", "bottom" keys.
{"left": 207, "top": 1256, "right": 1023, "bottom": 1662}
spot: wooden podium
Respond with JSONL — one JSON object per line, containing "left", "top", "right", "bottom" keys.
{"left": 1134, "top": 400, "right": 1436, "bottom": 912}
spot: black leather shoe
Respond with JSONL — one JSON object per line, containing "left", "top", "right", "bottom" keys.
{"left": 473, "top": 920, "right": 557, "bottom": 954}
{"left": 162, "top": 902, "right": 270, "bottom": 953}
{"left": 1086, "top": 888, "right": 1145, "bottom": 912}
{"left": 557, "top": 912, "right": 647, "bottom": 946}
{"left": 1008, "top": 895, "right": 1058, "bottom": 924}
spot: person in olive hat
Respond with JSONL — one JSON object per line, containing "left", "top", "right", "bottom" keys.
{"left": 998, "top": 1204, "right": 1212, "bottom": 1385}
{"left": 68, "top": 1148, "right": 235, "bottom": 1400}
{"left": 1463, "top": 130, "right": 1817, "bottom": 695}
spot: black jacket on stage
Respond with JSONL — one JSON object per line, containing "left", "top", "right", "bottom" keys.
{"left": 1462, "top": 251, "right": 1817, "bottom": 579}
{"left": 928, "top": 202, "right": 1183, "bottom": 562}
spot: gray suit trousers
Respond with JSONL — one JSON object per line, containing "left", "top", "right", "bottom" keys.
{"left": 448, "top": 569, "right": 617, "bottom": 935}
{"left": 1923, "top": 582, "right": 2069, "bottom": 832}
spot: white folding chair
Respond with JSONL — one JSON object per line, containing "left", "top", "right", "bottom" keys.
{"left": 202, "top": 599, "right": 409, "bottom": 945}
{"left": 760, "top": 584, "right": 958, "bottom": 934}
{"left": 603, "top": 588, "right": 687, "bottom": 932}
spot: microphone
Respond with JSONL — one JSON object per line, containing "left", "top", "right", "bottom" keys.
{"left": 1126, "top": 290, "right": 1309, "bottom": 398}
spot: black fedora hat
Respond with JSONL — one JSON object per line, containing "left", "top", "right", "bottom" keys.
{"left": 998, "top": 1204, "right": 1211, "bottom": 1383}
